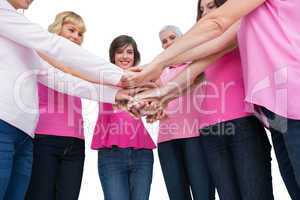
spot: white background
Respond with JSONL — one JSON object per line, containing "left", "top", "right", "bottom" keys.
{"left": 26, "top": 0, "right": 291, "bottom": 199}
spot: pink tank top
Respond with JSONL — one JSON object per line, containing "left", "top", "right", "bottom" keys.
{"left": 199, "top": 49, "right": 251, "bottom": 128}
{"left": 238, "top": 0, "right": 300, "bottom": 119}
{"left": 35, "top": 83, "right": 84, "bottom": 139}
{"left": 158, "top": 63, "right": 203, "bottom": 143}
{"left": 91, "top": 103, "right": 156, "bottom": 150}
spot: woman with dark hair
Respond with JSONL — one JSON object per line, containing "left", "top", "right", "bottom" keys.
{"left": 125, "top": 0, "right": 300, "bottom": 196}
{"left": 132, "top": 0, "right": 275, "bottom": 199}
{"left": 91, "top": 35, "right": 155, "bottom": 200}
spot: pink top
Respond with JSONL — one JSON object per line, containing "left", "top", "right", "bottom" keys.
{"left": 35, "top": 83, "right": 84, "bottom": 139}
{"left": 158, "top": 63, "right": 203, "bottom": 143}
{"left": 91, "top": 103, "right": 156, "bottom": 150}
{"left": 238, "top": 0, "right": 300, "bottom": 120}
{"left": 199, "top": 49, "right": 251, "bottom": 128}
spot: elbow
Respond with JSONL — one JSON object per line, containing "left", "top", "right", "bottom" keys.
{"left": 201, "top": 12, "right": 234, "bottom": 36}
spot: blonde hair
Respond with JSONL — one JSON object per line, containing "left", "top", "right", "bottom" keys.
{"left": 48, "top": 11, "right": 86, "bottom": 36}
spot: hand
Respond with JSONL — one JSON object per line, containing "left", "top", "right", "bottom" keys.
{"left": 114, "top": 84, "right": 158, "bottom": 118}
{"left": 128, "top": 85, "right": 171, "bottom": 117}
{"left": 146, "top": 110, "right": 168, "bottom": 123}
{"left": 121, "top": 63, "right": 164, "bottom": 88}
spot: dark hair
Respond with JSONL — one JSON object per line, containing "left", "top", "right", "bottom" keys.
{"left": 196, "top": 0, "right": 227, "bottom": 21}
{"left": 109, "top": 35, "right": 141, "bottom": 66}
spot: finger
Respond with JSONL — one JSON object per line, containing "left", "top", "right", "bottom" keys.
{"left": 128, "top": 66, "right": 143, "bottom": 72}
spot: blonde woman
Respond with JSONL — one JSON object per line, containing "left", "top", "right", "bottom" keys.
{"left": 0, "top": 0, "right": 133, "bottom": 199}
{"left": 25, "top": 11, "right": 91, "bottom": 200}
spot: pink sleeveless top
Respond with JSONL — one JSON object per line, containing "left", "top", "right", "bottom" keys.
{"left": 199, "top": 49, "right": 251, "bottom": 128}
{"left": 35, "top": 83, "right": 84, "bottom": 139}
{"left": 238, "top": 0, "right": 300, "bottom": 119}
{"left": 91, "top": 103, "right": 156, "bottom": 150}
{"left": 158, "top": 63, "right": 203, "bottom": 143}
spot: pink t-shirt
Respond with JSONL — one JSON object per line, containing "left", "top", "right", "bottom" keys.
{"left": 199, "top": 49, "right": 251, "bottom": 128}
{"left": 238, "top": 0, "right": 300, "bottom": 120}
{"left": 35, "top": 83, "right": 84, "bottom": 139}
{"left": 158, "top": 63, "right": 203, "bottom": 143}
{"left": 91, "top": 103, "right": 156, "bottom": 150}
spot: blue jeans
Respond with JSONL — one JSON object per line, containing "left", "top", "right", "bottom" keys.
{"left": 200, "top": 116, "right": 274, "bottom": 200}
{"left": 158, "top": 137, "right": 215, "bottom": 200}
{"left": 98, "top": 147, "right": 154, "bottom": 200}
{"left": 0, "top": 119, "right": 33, "bottom": 200}
{"left": 26, "top": 134, "right": 85, "bottom": 200}
{"left": 260, "top": 106, "right": 300, "bottom": 199}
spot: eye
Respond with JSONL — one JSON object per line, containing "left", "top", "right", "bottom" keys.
{"left": 162, "top": 39, "right": 167, "bottom": 44}
{"left": 208, "top": 2, "right": 216, "bottom": 9}
{"left": 78, "top": 33, "right": 83, "bottom": 37}
{"left": 116, "top": 49, "right": 123, "bottom": 54}
{"left": 127, "top": 50, "right": 134, "bottom": 54}
{"left": 169, "top": 35, "right": 176, "bottom": 40}
{"left": 68, "top": 28, "right": 75, "bottom": 33}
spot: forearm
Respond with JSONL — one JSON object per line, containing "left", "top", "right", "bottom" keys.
{"left": 149, "top": 0, "right": 265, "bottom": 69}
{"left": 38, "top": 52, "right": 99, "bottom": 83}
{"left": 37, "top": 60, "right": 120, "bottom": 103}
{"left": 169, "top": 22, "right": 239, "bottom": 65}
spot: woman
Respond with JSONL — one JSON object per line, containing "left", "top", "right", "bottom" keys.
{"left": 156, "top": 25, "right": 215, "bottom": 200}
{"left": 0, "top": 0, "right": 129, "bottom": 199}
{"left": 128, "top": 0, "right": 300, "bottom": 198}
{"left": 196, "top": 1, "right": 273, "bottom": 199}
{"left": 26, "top": 11, "right": 87, "bottom": 200}
{"left": 91, "top": 35, "right": 155, "bottom": 200}
{"left": 149, "top": 2, "right": 273, "bottom": 199}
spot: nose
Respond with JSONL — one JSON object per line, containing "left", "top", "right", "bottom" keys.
{"left": 70, "top": 33, "right": 81, "bottom": 44}
{"left": 122, "top": 52, "right": 129, "bottom": 59}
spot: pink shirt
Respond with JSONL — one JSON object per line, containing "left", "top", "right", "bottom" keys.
{"left": 158, "top": 63, "right": 203, "bottom": 143}
{"left": 238, "top": 0, "right": 300, "bottom": 120}
{"left": 91, "top": 103, "right": 156, "bottom": 150}
{"left": 35, "top": 83, "right": 84, "bottom": 139}
{"left": 199, "top": 49, "right": 251, "bottom": 128}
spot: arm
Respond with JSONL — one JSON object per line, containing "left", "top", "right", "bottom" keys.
{"left": 37, "top": 58, "right": 122, "bottom": 104}
{"left": 38, "top": 52, "right": 100, "bottom": 84}
{"left": 132, "top": 42, "right": 237, "bottom": 109}
{"left": 123, "top": 0, "right": 265, "bottom": 86}
{"left": 169, "top": 21, "right": 240, "bottom": 65}
{"left": 151, "top": 0, "right": 265, "bottom": 68}
{"left": 0, "top": 8, "right": 123, "bottom": 85}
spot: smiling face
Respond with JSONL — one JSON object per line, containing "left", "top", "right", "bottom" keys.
{"left": 59, "top": 22, "right": 84, "bottom": 45}
{"left": 160, "top": 30, "right": 178, "bottom": 49}
{"left": 8, "top": 0, "right": 33, "bottom": 9}
{"left": 114, "top": 44, "right": 135, "bottom": 69}
{"left": 199, "top": 0, "right": 217, "bottom": 18}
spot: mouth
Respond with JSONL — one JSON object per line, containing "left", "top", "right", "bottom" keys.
{"left": 119, "top": 61, "right": 131, "bottom": 66}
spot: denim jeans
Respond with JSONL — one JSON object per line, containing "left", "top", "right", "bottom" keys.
{"left": 0, "top": 119, "right": 33, "bottom": 200}
{"left": 260, "top": 106, "right": 300, "bottom": 199}
{"left": 26, "top": 134, "right": 85, "bottom": 200}
{"left": 98, "top": 147, "right": 154, "bottom": 200}
{"left": 200, "top": 116, "right": 274, "bottom": 200}
{"left": 158, "top": 137, "right": 215, "bottom": 200}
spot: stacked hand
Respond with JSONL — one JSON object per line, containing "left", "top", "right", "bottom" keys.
{"left": 115, "top": 66, "right": 171, "bottom": 123}
{"left": 120, "top": 63, "right": 164, "bottom": 88}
